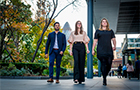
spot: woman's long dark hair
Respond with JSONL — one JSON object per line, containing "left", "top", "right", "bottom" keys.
{"left": 74, "top": 21, "right": 83, "bottom": 35}
{"left": 128, "top": 60, "right": 132, "bottom": 65}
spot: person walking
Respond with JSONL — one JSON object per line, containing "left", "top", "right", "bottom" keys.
{"left": 112, "top": 70, "right": 114, "bottom": 76}
{"left": 117, "top": 64, "right": 122, "bottom": 78}
{"left": 122, "top": 64, "right": 127, "bottom": 78}
{"left": 135, "top": 57, "right": 140, "bottom": 80}
{"left": 92, "top": 18, "right": 116, "bottom": 86}
{"left": 127, "top": 60, "right": 134, "bottom": 80}
{"left": 68, "top": 20, "right": 90, "bottom": 84}
{"left": 45, "top": 22, "right": 66, "bottom": 83}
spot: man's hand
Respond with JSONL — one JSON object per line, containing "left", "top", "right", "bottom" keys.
{"left": 45, "top": 54, "right": 48, "bottom": 58}
{"left": 87, "top": 50, "right": 90, "bottom": 54}
{"left": 60, "top": 51, "right": 63, "bottom": 55}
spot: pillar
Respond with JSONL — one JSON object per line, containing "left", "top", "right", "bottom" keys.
{"left": 87, "top": 0, "right": 93, "bottom": 78}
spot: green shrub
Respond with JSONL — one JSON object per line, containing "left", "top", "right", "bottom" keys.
{"left": 34, "top": 72, "right": 40, "bottom": 76}
{"left": 42, "top": 69, "right": 49, "bottom": 76}
{"left": 61, "top": 72, "right": 69, "bottom": 76}
{"left": 0, "top": 63, "right": 67, "bottom": 76}
{"left": 16, "top": 69, "right": 23, "bottom": 76}
{"left": 7, "top": 63, "right": 16, "bottom": 71}
{"left": 1, "top": 66, "right": 8, "bottom": 70}
{"left": 10, "top": 69, "right": 22, "bottom": 76}
{"left": 0, "top": 70, "right": 9, "bottom": 76}
{"left": 60, "top": 67, "right": 67, "bottom": 73}
{"left": 0, "top": 63, "right": 49, "bottom": 74}
{"left": 37, "top": 59, "right": 48, "bottom": 64}
{"left": 21, "top": 67, "right": 26, "bottom": 75}
{"left": 0, "top": 64, "right": 33, "bottom": 76}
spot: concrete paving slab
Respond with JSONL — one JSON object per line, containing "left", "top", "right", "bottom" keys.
{"left": 0, "top": 77, "right": 139, "bottom": 90}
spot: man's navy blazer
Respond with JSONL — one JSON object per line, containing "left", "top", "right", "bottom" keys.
{"left": 45, "top": 31, "right": 66, "bottom": 55}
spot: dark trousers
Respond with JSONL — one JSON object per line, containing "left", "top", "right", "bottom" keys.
{"left": 135, "top": 69, "right": 140, "bottom": 79}
{"left": 73, "top": 42, "right": 85, "bottom": 82}
{"left": 49, "top": 50, "right": 62, "bottom": 79}
{"left": 100, "top": 57, "right": 112, "bottom": 82}
{"left": 127, "top": 72, "right": 133, "bottom": 78}
{"left": 123, "top": 70, "right": 127, "bottom": 78}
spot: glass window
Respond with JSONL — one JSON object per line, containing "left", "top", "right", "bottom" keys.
{"left": 128, "top": 39, "right": 134, "bottom": 42}
{"left": 136, "top": 44, "right": 140, "bottom": 47}
{"left": 128, "top": 44, "right": 134, "bottom": 47}
{"left": 136, "top": 39, "right": 140, "bottom": 42}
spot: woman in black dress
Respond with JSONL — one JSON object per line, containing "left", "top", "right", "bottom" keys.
{"left": 92, "top": 18, "right": 116, "bottom": 86}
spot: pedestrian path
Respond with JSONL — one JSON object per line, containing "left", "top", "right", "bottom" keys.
{"left": 0, "top": 77, "right": 139, "bottom": 90}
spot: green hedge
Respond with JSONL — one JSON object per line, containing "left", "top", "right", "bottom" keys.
{"left": 0, "top": 63, "right": 48, "bottom": 74}
{"left": 0, "top": 63, "right": 67, "bottom": 76}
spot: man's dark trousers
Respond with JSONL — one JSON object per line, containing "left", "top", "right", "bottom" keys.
{"left": 49, "top": 49, "right": 62, "bottom": 79}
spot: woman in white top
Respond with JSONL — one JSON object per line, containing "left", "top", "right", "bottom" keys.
{"left": 68, "top": 21, "right": 90, "bottom": 84}
{"left": 127, "top": 60, "right": 134, "bottom": 79}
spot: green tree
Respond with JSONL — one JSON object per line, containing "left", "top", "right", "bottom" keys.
{"left": 0, "top": 0, "right": 32, "bottom": 62}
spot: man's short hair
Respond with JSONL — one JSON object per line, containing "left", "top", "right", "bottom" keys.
{"left": 54, "top": 22, "right": 60, "bottom": 27}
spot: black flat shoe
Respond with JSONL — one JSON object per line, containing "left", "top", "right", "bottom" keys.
{"left": 103, "top": 83, "right": 107, "bottom": 86}
{"left": 79, "top": 82, "right": 82, "bottom": 84}
{"left": 103, "top": 78, "right": 107, "bottom": 86}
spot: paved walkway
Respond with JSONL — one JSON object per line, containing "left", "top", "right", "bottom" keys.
{"left": 0, "top": 77, "right": 140, "bottom": 90}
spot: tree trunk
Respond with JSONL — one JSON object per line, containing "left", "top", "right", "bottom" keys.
{"left": 31, "top": 24, "right": 50, "bottom": 62}
{"left": 0, "top": 29, "right": 7, "bottom": 61}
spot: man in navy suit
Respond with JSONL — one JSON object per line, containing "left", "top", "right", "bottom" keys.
{"left": 45, "top": 22, "right": 66, "bottom": 83}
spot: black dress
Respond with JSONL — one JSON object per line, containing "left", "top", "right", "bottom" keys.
{"left": 94, "top": 29, "right": 116, "bottom": 84}
{"left": 94, "top": 29, "right": 115, "bottom": 60}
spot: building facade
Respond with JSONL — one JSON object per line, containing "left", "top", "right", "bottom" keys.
{"left": 62, "top": 22, "right": 72, "bottom": 45}
{"left": 121, "top": 37, "right": 140, "bottom": 66}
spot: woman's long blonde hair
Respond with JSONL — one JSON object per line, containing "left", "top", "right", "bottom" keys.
{"left": 99, "top": 18, "right": 111, "bottom": 31}
{"left": 74, "top": 20, "right": 83, "bottom": 35}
